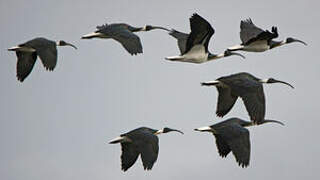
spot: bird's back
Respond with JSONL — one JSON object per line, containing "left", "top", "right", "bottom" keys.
{"left": 211, "top": 118, "right": 243, "bottom": 129}
{"left": 124, "top": 127, "right": 157, "bottom": 141}
{"left": 96, "top": 23, "right": 135, "bottom": 34}
{"left": 23, "top": 37, "right": 55, "bottom": 49}
{"left": 217, "top": 72, "right": 261, "bottom": 94}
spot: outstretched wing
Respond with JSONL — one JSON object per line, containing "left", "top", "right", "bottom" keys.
{"left": 218, "top": 73, "right": 266, "bottom": 124}
{"left": 29, "top": 38, "right": 57, "bottom": 71}
{"left": 240, "top": 19, "right": 278, "bottom": 45}
{"left": 37, "top": 46, "right": 57, "bottom": 71}
{"left": 120, "top": 143, "right": 140, "bottom": 171}
{"left": 169, "top": 29, "right": 188, "bottom": 54}
{"left": 214, "top": 134, "right": 231, "bottom": 158}
{"left": 218, "top": 73, "right": 262, "bottom": 96}
{"left": 112, "top": 29, "right": 143, "bottom": 55}
{"left": 137, "top": 132, "right": 159, "bottom": 170}
{"left": 99, "top": 24, "right": 143, "bottom": 55}
{"left": 185, "top": 13, "right": 215, "bottom": 53}
{"left": 218, "top": 124, "right": 251, "bottom": 167}
{"left": 16, "top": 51, "right": 37, "bottom": 82}
{"left": 215, "top": 86, "right": 238, "bottom": 117}
{"left": 241, "top": 86, "right": 266, "bottom": 124}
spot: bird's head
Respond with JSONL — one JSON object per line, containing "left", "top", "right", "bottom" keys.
{"left": 286, "top": 37, "right": 307, "bottom": 46}
{"left": 142, "top": 25, "right": 169, "bottom": 31}
{"left": 224, "top": 50, "right": 246, "bottom": 59}
{"left": 259, "top": 78, "right": 294, "bottom": 89}
{"left": 155, "top": 127, "right": 184, "bottom": 135}
{"left": 57, "top": 40, "right": 77, "bottom": 49}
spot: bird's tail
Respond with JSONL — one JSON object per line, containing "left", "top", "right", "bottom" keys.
{"left": 194, "top": 126, "right": 212, "bottom": 132}
{"left": 8, "top": 46, "right": 21, "bottom": 51}
{"left": 165, "top": 55, "right": 184, "bottom": 61}
{"left": 81, "top": 32, "right": 103, "bottom": 39}
{"left": 201, "top": 80, "right": 220, "bottom": 86}
{"left": 227, "top": 44, "right": 244, "bottom": 51}
{"left": 109, "top": 136, "right": 132, "bottom": 144}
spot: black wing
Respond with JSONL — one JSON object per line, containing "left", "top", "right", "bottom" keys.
{"left": 99, "top": 24, "right": 143, "bottom": 55}
{"left": 218, "top": 124, "right": 251, "bottom": 167}
{"left": 241, "top": 86, "right": 266, "bottom": 124}
{"left": 16, "top": 51, "right": 37, "bottom": 82}
{"left": 215, "top": 86, "right": 238, "bottom": 117}
{"left": 240, "top": 19, "right": 278, "bottom": 45}
{"left": 137, "top": 132, "right": 159, "bottom": 170}
{"left": 218, "top": 73, "right": 262, "bottom": 96}
{"left": 29, "top": 39, "right": 58, "bottom": 71}
{"left": 112, "top": 30, "right": 143, "bottom": 55}
{"left": 169, "top": 29, "right": 189, "bottom": 54}
{"left": 218, "top": 74, "right": 266, "bottom": 124}
{"left": 120, "top": 143, "right": 140, "bottom": 171}
{"left": 185, "top": 13, "right": 215, "bottom": 53}
{"left": 214, "top": 134, "right": 231, "bottom": 158}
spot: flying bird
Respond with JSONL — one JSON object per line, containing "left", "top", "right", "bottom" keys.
{"left": 82, "top": 23, "right": 169, "bottom": 55}
{"left": 165, "top": 13, "right": 245, "bottom": 64}
{"left": 8, "top": 37, "right": 77, "bottom": 82}
{"left": 194, "top": 117, "right": 284, "bottom": 167}
{"left": 201, "top": 72, "right": 294, "bottom": 124}
{"left": 109, "top": 127, "right": 183, "bottom": 171}
{"left": 227, "top": 18, "right": 307, "bottom": 52}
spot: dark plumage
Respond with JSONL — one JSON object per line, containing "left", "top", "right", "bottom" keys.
{"left": 227, "top": 18, "right": 307, "bottom": 52}
{"left": 82, "top": 23, "right": 169, "bottom": 55}
{"left": 168, "top": 29, "right": 189, "bottom": 54}
{"left": 8, "top": 37, "right": 77, "bottom": 82}
{"left": 166, "top": 13, "right": 245, "bottom": 63}
{"left": 201, "top": 72, "right": 294, "bottom": 124}
{"left": 109, "top": 127, "right": 183, "bottom": 171}
{"left": 195, "top": 117, "right": 284, "bottom": 167}
{"left": 240, "top": 18, "right": 278, "bottom": 45}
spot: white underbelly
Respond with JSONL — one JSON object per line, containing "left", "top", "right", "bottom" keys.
{"left": 182, "top": 45, "right": 208, "bottom": 63}
{"left": 243, "top": 40, "right": 270, "bottom": 52}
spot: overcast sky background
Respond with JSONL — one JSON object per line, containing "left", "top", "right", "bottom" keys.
{"left": 1, "top": 0, "right": 319, "bottom": 179}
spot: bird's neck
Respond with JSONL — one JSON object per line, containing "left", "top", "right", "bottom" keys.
{"left": 258, "top": 78, "right": 269, "bottom": 84}
{"left": 269, "top": 40, "right": 286, "bottom": 49}
{"left": 243, "top": 121, "right": 255, "bottom": 127}
{"left": 154, "top": 129, "right": 164, "bottom": 135}
{"left": 131, "top": 26, "right": 145, "bottom": 32}
{"left": 207, "top": 52, "right": 224, "bottom": 60}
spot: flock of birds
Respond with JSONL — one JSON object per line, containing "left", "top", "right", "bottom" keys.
{"left": 8, "top": 13, "right": 306, "bottom": 171}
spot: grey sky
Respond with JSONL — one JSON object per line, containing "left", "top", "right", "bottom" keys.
{"left": 0, "top": 0, "right": 319, "bottom": 179}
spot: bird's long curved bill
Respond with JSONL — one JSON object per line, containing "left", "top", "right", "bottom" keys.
{"left": 230, "top": 52, "right": 246, "bottom": 59}
{"left": 293, "top": 39, "right": 307, "bottom": 46}
{"left": 259, "top": 119, "right": 285, "bottom": 126}
{"left": 169, "top": 128, "right": 184, "bottom": 134}
{"left": 275, "top": 80, "right": 294, "bottom": 89}
{"left": 66, "top": 43, "right": 77, "bottom": 49}
{"left": 151, "top": 26, "right": 170, "bottom": 31}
